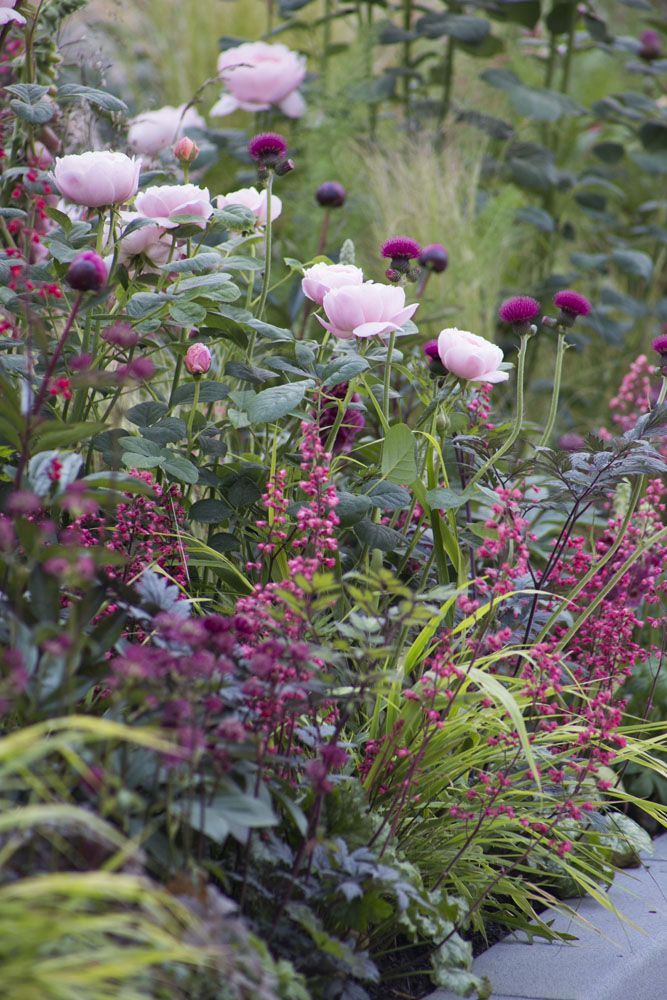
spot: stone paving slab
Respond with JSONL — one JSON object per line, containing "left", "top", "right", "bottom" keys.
{"left": 428, "top": 833, "right": 667, "bottom": 1000}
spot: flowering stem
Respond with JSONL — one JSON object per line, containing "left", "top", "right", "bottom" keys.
{"left": 256, "top": 173, "right": 274, "bottom": 323}
{"left": 537, "top": 331, "right": 567, "bottom": 448}
{"left": 467, "top": 333, "right": 529, "bottom": 489}
{"left": 382, "top": 330, "right": 397, "bottom": 423}
{"left": 657, "top": 376, "right": 667, "bottom": 407}
{"left": 316, "top": 210, "right": 330, "bottom": 256}
{"left": 186, "top": 377, "right": 201, "bottom": 449}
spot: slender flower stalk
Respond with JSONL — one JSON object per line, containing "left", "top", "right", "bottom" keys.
{"left": 537, "top": 331, "right": 567, "bottom": 448}
{"left": 256, "top": 173, "right": 274, "bottom": 322}
{"left": 383, "top": 330, "right": 398, "bottom": 423}
{"left": 186, "top": 377, "right": 201, "bottom": 447}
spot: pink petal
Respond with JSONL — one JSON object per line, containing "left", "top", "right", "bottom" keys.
{"left": 354, "top": 321, "right": 400, "bottom": 339}
{"left": 473, "top": 369, "right": 509, "bottom": 384}
{"left": 443, "top": 347, "right": 488, "bottom": 380}
{"left": 278, "top": 90, "right": 306, "bottom": 118}
{"left": 210, "top": 94, "right": 240, "bottom": 117}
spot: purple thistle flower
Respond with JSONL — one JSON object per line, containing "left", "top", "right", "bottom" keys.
{"left": 102, "top": 322, "right": 138, "bottom": 349}
{"left": 423, "top": 339, "right": 440, "bottom": 361}
{"left": 558, "top": 432, "right": 586, "bottom": 452}
{"left": 316, "top": 181, "right": 346, "bottom": 208}
{"left": 652, "top": 333, "right": 667, "bottom": 358}
{"left": 499, "top": 295, "right": 541, "bottom": 325}
{"left": 553, "top": 290, "right": 592, "bottom": 318}
{"left": 381, "top": 236, "right": 421, "bottom": 261}
{"left": 418, "top": 243, "right": 448, "bottom": 273}
{"left": 66, "top": 251, "right": 107, "bottom": 293}
{"left": 639, "top": 30, "right": 662, "bottom": 61}
{"left": 247, "top": 132, "right": 288, "bottom": 163}
{"left": 317, "top": 384, "right": 365, "bottom": 454}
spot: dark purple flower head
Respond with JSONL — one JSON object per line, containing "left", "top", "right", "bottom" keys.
{"left": 102, "top": 322, "right": 138, "bottom": 349}
{"left": 419, "top": 243, "right": 448, "bottom": 273}
{"left": 423, "top": 339, "right": 440, "bottom": 361}
{"left": 554, "top": 289, "right": 591, "bottom": 318}
{"left": 117, "top": 357, "right": 155, "bottom": 382}
{"left": 652, "top": 334, "right": 667, "bottom": 358}
{"left": 499, "top": 295, "right": 540, "bottom": 326}
{"left": 66, "top": 251, "right": 107, "bottom": 293}
{"left": 318, "top": 383, "right": 365, "bottom": 454}
{"left": 316, "top": 181, "right": 346, "bottom": 208}
{"left": 639, "top": 29, "right": 662, "bottom": 61}
{"left": 381, "top": 236, "right": 421, "bottom": 261}
{"left": 247, "top": 131, "right": 288, "bottom": 163}
{"left": 558, "top": 432, "right": 586, "bottom": 452}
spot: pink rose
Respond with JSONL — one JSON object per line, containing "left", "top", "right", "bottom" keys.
{"left": 114, "top": 212, "right": 173, "bottom": 266}
{"left": 318, "top": 281, "right": 418, "bottom": 340}
{"left": 185, "top": 343, "right": 212, "bottom": 375}
{"left": 128, "top": 104, "right": 205, "bottom": 157}
{"left": 216, "top": 187, "right": 282, "bottom": 226}
{"left": 436, "top": 328, "right": 508, "bottom": 383}
{"left": 0, "top": 0, "right": 25, "bottom": 26}
{"left": 134, "top": 183, "right": 213, "bottom": 229}
{"left": 54, "top": 151, "right": 141, "bottom": 208}
{"left": 302, "top": 263, "right": 364, "bottom": 307}
{"left": 212, "top": 42, "right": 306, "bottom": 119}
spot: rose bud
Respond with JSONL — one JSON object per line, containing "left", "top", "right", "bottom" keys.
{"left": 65, "top": 251, "right": 108, "bottom": 293}
{"left": 185, "top": 342, "right": 212, "bottom": 375}
{"left": 174, "top": 136, "right": 200, "bottom": 165}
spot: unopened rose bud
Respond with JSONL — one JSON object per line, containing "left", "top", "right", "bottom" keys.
{"left": 66, "top": 251, "right": 107, "bottom": 293}
{"left": 316, "top": 181, "right": 346, "bottom": 208}
{"left": 174, "top": 136, "right": 200, "bottom": 164}
{"left": 185, "top": 342, "right": 212, "bottom": 375}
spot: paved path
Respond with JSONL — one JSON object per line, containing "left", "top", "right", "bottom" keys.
{"left": 428, "top": 833, "right": 667, "bottom": 1000}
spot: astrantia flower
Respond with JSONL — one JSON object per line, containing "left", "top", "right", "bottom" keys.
{"left": 558, "top": 432, "right": 586, "bottom": 452}
{"left": 419, "top": 244, "right": 448, "bottom": 273}
{"left": 499, "top": 295, "right": 540, "bottom": 326}
{"left": 381, "top": 236, "right": 421, "bottom": 261}
{"left": 437, "top": 328, "right": 508, "bottom": 383}
{"left": 651, "top": 334, "right": 667, "bottom": 358}
{"left": 639, "top": 29, "right": 662, "bottom": 61}
{"left": 213, "top": 41, "right": 307, "bottom": 119}
{"left": 317, "top": 384, "right": 365, "bottom": 454}
{"left": 248, "top": 132, "right": 288, "bottom": 163}
{"left": 318, "top": 281, "right": 418, "bottom": 340}
{"left": 553, "top": 290, "right": 591, "bottom": 318}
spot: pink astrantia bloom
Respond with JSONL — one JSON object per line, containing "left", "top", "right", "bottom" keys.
{"left": 185, "top": 343, "right": 212, "bottom": 375}
{"left": 134, "top": 184, "right": 213, "bottom": 229}
{"left": 301, "top": 263, "right": 364, "bottom": 307}
{"left": 216, "top": 187, "right": 282, "bottom": 226}
{"left": 318, "top": 281, "right": 418, "bottom": 340}
{"left": 128, "top": 104, "right": 205, "bottom": 157}
{"left": 54, "top": 151, "right": 141, "bottom": 208}
{"left": 437, "top": 328, "right": 508, "bottom": 383}
{"left": 0, "top": 0, "right": 25, "bottom": 26}
{"left": 213, "top": 42, "right": 307, "bottom": 119}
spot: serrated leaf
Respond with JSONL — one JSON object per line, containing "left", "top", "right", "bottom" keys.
{"left": 126, "top": 401, "right": 168, "bottom": 427}
{"left": 367, "top": 480, "right": 411, "bottom": 510}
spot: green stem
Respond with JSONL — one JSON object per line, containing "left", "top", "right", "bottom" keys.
{"left": 383, "top": 330, "right": 397, "bottom": 424}
{"left": 322, "top": 0, "right": 332, "bottom": 93}
{"left": 467, "top": 333, "right": 530, "bottom": 489}
{"left": 559, "top": 6, "right": 577, "bottom": 95}
{"left": 402, "top": 0, "right": 413, "bottom": 120}
{"left": 537, "top": 331, "right": 567, "bottom": 448}
{"left": 256, "top": 173, "right": 274, "bottom": 323}
{"left": 324, "top": 380, "right": 356, "bottom": 453}
{"left": 438, "top": 37, "right": 455, "bottom": 128}
{"left": 186, "top": 377, "right": 201, "bottom": 448}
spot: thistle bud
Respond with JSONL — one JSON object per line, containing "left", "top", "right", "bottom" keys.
{"left": 66, "top": 251, "right": 107, "bottom": 293}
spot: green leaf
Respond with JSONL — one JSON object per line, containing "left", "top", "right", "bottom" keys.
{"left": 367, "top": 480, "right": 411, "bottom": 510}
{"left": 171, "top": 381, "right": 229, "bottom": 405}
{"left": 189, "top": 499, "right": 231, "bottom": 523}
{"left": 639, "top": 121, "right": 667, "bottom": 153}
{"left": 126, "top": 402, "right": 168, "bottom": 427}
{"left": 210, "top": 204, "right": 257, "bottom": 230}
{"left": 417, "top": 12, "right": 490, "bottom": 45}
{"left": 246, "top": 381, "right": 313, "bottom": 424}
{"left": 161, "top": 252, "right": 223, "bottom": 274}
{"left": 57, "top": 84, "right": 128, "bottom": 115}
{"left": 30, "top": 421, "right": 105, "bottom": 452}
{"left": 10, "top": 99, "right": 55, "bottom": 125}
{"left": 163, "top": 455, "right": 199, "bottom": 485}
{"left": 119, "top": 436, "right": 162, "bottom": 457}
{"left": 611, "top": 249, "right": 653, "bottom": 281}
{"left": 354, "top": 518, "right": 407, "bottom": 551}
{"left": 225, "top": 361, "right": 275, "bottom": 384}
{"left": 168, "top": 300, "right": 207, "bottom": 326}
{"left": 426, "top": 487, "right": 469, "bottom": 510}
{"left": 126, "top": 292, "right": 168, "bottom": 319}
{"left": 336, "top": 491, "right": 373, "bottom": 526}
{"left": 381, "top": 423, "right": 417, "bottom": 485}
{"left": 321, "top": 356, "right": 369, "bottom": 388}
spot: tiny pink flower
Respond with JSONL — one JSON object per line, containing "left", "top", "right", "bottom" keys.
{"left": 185, "top": 343, "right": 212, "bottom": 375}
{"left": 437, "top": 328, "right": 508, "bottom": 383}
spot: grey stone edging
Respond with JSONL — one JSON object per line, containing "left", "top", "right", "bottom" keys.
{"left": 427, "top": 832, "right": 667, "bottom": 1000}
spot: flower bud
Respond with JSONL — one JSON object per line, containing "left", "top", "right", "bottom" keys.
{"left": 174, "top": 136, "right": 200, "bottom": 164}
{"left": 418, "top": 243, "right": 448, "bottom": 273}
{"left": 65, "top": 251, "right": 107, "bottom": 293}
{"left": 275, "top": 157, "right": 295, "bottom": 177}
{"left": 185, "top": 342, "right": 212, "bottom": 375}
{"left": 316, "top": 181, "right": 346, "bottom": 208}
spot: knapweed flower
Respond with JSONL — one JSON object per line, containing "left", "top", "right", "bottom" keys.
{"left": 639, "top": 29, "right": 662, "bottom": 61}
{"left": 213, "top": 42, "right": 307, "bottom": 118}
{"left": 553, "top": 289, "right": 591, "bottom": 322}
{"left": 318, "top": 281, "right": 418, "bottom": 340}
{"left": 0, "top": 0, "right": 25, "bottom": 26}
{"left": 247, "top": 131, "right": 288, "bottom": 166}
{"left": 381, "top": 236, "right": 421, "bottom": 262}
{"left": 54, "top": 151, "right": 141, "bottom": 208}
{"left": 66, "top": 250, "right": 107, "bottom": 293}
{"left": 419, "top": 243, "right": 448, "bottom": 273}
{"left": 651, "top": 333, "right": 667, "bottom": 359}
{"left": 134, "top": 184, "right": 213, "bottom": 229}
{"left": 499, "top": 295, "right": 540, "bottom": 328}
{"left": 437, "top": 328, "right": 508, "bottom": 383}
{"left": 216, "top": 187, "right": 282, "bottom": 226}
{"left": 185, "top": 343, "right": 212, "bottom": 375}
{"left": 301, "top": 262, "right": 364, "bottom": 307}
{"left": 128, "top": 104, "right": 205, "bottom": 157}
{"left": 316, "top": 181, "right": 346, "bottom": 208}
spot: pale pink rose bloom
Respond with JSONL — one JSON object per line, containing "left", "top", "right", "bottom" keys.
{"left": 318, "top": 281, "right": 418, "bottom": 340}
{"left": 134, "top": 183, "right": 213, "bottom": 229}
{"left": 437, "top": 328, "right": 508, "bottom": 383}
{"left": 212, "top": 42, "right": 306, "bottom": 118}
{"left": 0, "top": 0, "right": 25, "bottom": 25}
{"left": 301, "top": 263, "right": 364, "bottom": 307}
{"left": 185, "top": 343, "right": 212, "bottom": 375}
{"left": 128, "top": 104, "right": 205, "bottom": 157}
{"left": 216, "top": 187, "right": 282, "bottom": 226}
{"left": 114, "top": 212, "right": 173, "bottom": 266}
{"left": 54, "top": 151, "right": 141, "bottom": 208}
